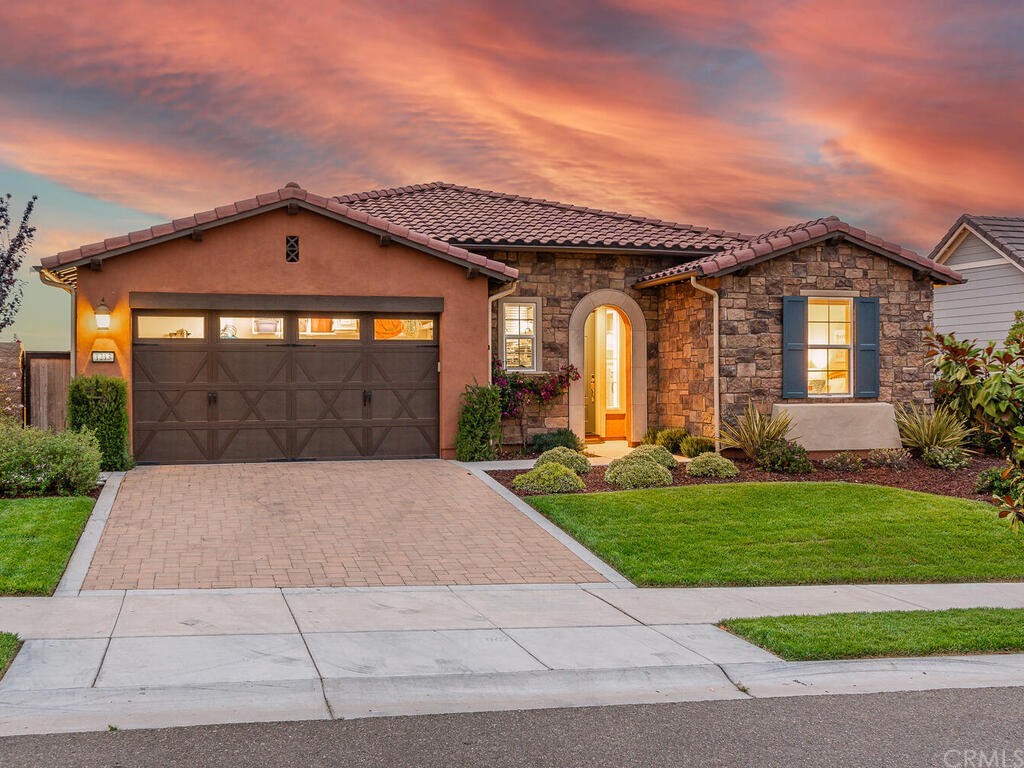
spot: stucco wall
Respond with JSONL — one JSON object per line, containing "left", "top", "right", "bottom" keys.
{"left": 73, "top": 208, "right": 491, "bottom": 458}
{"left": 656, "top": 241, "right": 935, "bottom": 432}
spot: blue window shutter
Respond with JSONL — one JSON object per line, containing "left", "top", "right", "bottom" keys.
{"left": 782, "top": 296, "right": 808, "bottom": 398}
{"left": 855, "top": 297, "right": 880, "bottom": 398}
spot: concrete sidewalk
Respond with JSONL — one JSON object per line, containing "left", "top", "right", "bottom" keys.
{"left": 4, "top": 582, "right": 1024, "bottom": 735}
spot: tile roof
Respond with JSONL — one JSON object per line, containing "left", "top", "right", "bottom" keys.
{"left": 39, "top": 183, "right": 518, "bottom": 281}
{"left": 336, "top": 182, "right": 750, "bottom": 252}
{"left": 636, "top": 216, "right": 963, "bottom": 286}
{"left": 930, "top": 214, "right": 1024, "bottom": 268}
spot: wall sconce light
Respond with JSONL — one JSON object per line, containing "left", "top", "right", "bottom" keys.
{"left": 95, "top": 298, "right": 111, "bottom": 330}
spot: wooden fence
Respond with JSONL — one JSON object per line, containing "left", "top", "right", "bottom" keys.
{"left": 24, "top": 352, "right": 71, "bottom": 430}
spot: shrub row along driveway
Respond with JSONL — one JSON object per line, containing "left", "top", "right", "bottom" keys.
{"left": 83, "top": 461, "right": 604, "bottom": 590}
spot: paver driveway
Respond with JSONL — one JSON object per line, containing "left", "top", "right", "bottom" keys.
{"left": 82, "top": 461, "right": 605, "bottom": 590}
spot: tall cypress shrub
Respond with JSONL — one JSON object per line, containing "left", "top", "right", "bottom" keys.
{"left": 67, "top": 375, "right": 132, "bottom": 471}
{"left": 455, "top": 384, "right": 502, "bottom": 461}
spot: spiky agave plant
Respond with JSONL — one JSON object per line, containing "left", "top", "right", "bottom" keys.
{"left": 719, "top": 401, "right": 794, "bottom": 459}
{"left": 893, "top": 402, "right": 974, "bottom": 453}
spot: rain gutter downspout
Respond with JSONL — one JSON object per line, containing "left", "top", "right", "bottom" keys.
{"left": 689, "top": 275, "right": 720, "bottom": 451}
{"left": 38, "top": 268, "right": 77, "bottom": 377}
{"left": 487, "top": 280, "right": 519, "bottom": 384}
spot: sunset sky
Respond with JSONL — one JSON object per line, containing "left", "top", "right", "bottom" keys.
{"left": 2, "top": 0, "right": 1021, "bottom": 349}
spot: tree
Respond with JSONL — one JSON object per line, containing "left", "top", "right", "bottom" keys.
{"left": 0, "top": 194, "right": 38, "bottom": 332}
{"left": 1007, "top": 310, "right": 1024, "bottom": 349}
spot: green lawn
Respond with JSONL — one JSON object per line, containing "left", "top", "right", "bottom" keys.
{"left": 0, "top": 496, "right": 94, "bottom": 595}
{"left": 529, "top": 482, "right": 1024, "bottom": 586}
{"left": 0, "top": 632, "right": 19, "bottom": 680}
{"left": 723, "top": 608, "right": 1024, "bottom": 660}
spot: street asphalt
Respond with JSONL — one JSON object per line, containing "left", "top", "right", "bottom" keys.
{"left": 2, "top": 687, "right": 1023, "bottom": 767}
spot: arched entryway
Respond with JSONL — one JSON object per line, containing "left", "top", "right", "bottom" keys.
{"left": 568, "top": 290, "right": 647, "bottom": 444}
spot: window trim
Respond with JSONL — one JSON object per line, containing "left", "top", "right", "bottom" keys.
{"left": 806, "top": 296, "right": 854, "bottom": 398}
{"left": 499, "top": 297, "right": 543, "bottom": 373}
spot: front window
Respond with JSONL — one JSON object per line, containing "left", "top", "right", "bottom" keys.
{"left": 807, "top": 298, "right": 852, "bottom": 395}
{"left": 502, "top": 300, "right": 540, "bottom": 371}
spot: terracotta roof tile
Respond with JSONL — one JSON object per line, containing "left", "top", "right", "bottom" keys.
{"left": 336, "top": 182, "right": 750, "bottom": 252}
{"left": 636, "top": 216, "right": 962, "bottom": 286}
{"left": 40, "top": 184, "right": 518, "bottom": 280}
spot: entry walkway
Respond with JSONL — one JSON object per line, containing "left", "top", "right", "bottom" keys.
{"left": 3, "top": 582, "right": 1024, "bottom": 735}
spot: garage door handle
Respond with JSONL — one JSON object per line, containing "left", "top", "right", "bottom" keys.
{"left": 207, "top": 392, "right": 218, "bottom": 404}
{"left": 362, "top": 390, "right": 372, "bottom": 406}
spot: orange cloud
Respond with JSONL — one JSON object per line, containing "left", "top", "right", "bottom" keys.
{"left": 0, "top": 0, "right": 1020, "bottom": 252}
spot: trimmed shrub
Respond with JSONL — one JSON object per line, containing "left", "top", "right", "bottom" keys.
{"left": 867, "top": 447, "right": 912, "bottom": 469}
{"left": 756, "top": 438, "right": 814, "bottom": 475}
{"left": 67, "top": 375, "right": 132, "bottom": 471}
{"left": 626, "top": 444, "right": 679, "bottom": 469}
{"left": 922, "top": 446, "right": 971, "bottom": 471}
{"left": 678, "top": 435, "right": 716, "bottom": 458}
{"left": 821, "top": 451, "right": 864, "bottom": 472}
{"left": 455, "top": 384, "right": 502, "bottom": 461}
{"left": 532, "top": 428, "right": 584, "bottom": 453}
{"left": 720, "top": 402, "right": 793, "bottom": 459}
{"left": 655, "top": 428, "right": 689, "bottom": 454}
{"left": 894, "top": 402, "right": 974, "bottom": 453}
{"left": 604, "top": 457, "right": 673, "bottom": 489}
{"left": 976, "top": 466, "right": 1016, "bottom": 496}
{"left": 535, "top": 446, "right": 591, "bottom": 476}
{"left": 512, "top": 462, "right": 585, "bottom": 494}
{"left": 685, "top": 452, "right": 739, "bottom": 478}
{"left": 641, "top": 426, "right": 662, "bottom": 445}
{"left": 0, "top": 418, "right": 101, "bottom": 496}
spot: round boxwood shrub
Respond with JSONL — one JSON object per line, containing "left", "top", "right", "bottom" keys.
{"left": 604, "top": 457, "right": 673, "bottom": 489}
{"left": 535, "top": 446, "right": 591, "bottom": 476}
{"left": 512, "top": 462, "right": 585, "bottom": 494}
{"left": 685, "top": 452, "right": 739, "bottom": 478}
{"left": 625, "top": 444, "right": 679, "bottom": 469}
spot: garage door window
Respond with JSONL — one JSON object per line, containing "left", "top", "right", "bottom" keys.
{"left": 299, "top": 317, "right": 360, "bottom": 340}
{"left": 137, "top": 315, "right": 205, "bottom": 340}
{"left": 373, "top": 318, "right": 434, "bottom": 341}
{"left": 218, "top": 315, "right": 284, "bottom": 340}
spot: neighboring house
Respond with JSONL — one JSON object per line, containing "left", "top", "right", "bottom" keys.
{"left": 37, "top": 182, "right": 961, "bottom": 463}
{"left": 930, "top": 215, "right": 1024, "bottom": 343}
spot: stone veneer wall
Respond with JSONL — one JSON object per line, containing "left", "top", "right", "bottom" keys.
{"left": 490, "top": 250, "right": 678, "bottom": 443}
{"left": 656, "top": 241, "right": 935, "bottom": 432}
{"left": 656, "top": 279, "right": 717, "bottom": 436}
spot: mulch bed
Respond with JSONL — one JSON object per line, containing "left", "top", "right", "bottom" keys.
{"left": 488, "top": 456, "right": 1005, "bottom": 502}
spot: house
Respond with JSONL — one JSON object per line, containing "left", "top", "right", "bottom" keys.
{"left": 37, "top": 182, "right": 961, "bottom": 463}
{"left": 931, "top": 215, "right": 1024, "bottom": 343}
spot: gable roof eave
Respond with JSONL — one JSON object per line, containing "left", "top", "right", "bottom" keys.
{"left": 39, "top": 186, "right": 519, "bottom": 282}
{"left": 634, "top": 218, "right": 963, "bottom": 288}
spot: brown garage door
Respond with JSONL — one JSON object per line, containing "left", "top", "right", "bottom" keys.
{"left": 132, "top": 310, "right": 439, "bottom": 463}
